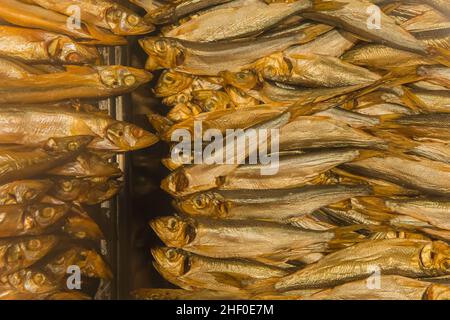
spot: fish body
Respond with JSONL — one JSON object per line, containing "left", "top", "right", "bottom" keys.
{"left": 0, "top": 25, "right": 100, "bottom": 64}
{"left": 48, "top": 153, "right": 122, "bottom": 178}
{"left": 0, "top": 204, "right": 69, "bottom": 238}
{"left": 275, "top": 239, "right": 450, "bottom": 291}
{"left": 0, "top": 180, "right": 53, "bottom": 206}
{"left": 0, "top": 235, "right": 57, "bottom": 276}
{"left": 176, "top": 184, "right": 371, "bottom": 221}
{"left": 0, "top": 65, "right": 152, "bottom": 105}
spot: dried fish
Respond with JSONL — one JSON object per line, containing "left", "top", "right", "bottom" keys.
{"left": 0, "top": 180, "right": 53, "bottom": 206}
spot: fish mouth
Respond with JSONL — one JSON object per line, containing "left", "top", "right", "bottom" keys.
{"left": 127, "top": 67, "right": 153, "bottom": 85}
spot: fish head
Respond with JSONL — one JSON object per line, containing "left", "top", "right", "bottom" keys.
{"left": 77, "top": 249, "right": 113, "bottom": 280}
{"left": 76, "top": 154, "right": 122, "bottom": 177}
{"left": 149, "top": 216, "right": 195, "bottom": 247}
{"left": 27, "top": 204, "right": 69, "bottom": 230}
{"left": 51, "top": 178, "right": 84, "bottom": 202}
{"left": 98, "top": 66, "right": 152, "bottom": 90}
{"left": 106, "top": 121, "right": 159, "bottom": 151}
{"left": 5, "top": 235, "right": 57, "bottom": 269}
{"left": 44, "top": 136, "right": 93, "bottom": 153}
{"left": 193, "top": 90, "right": 233, "bottom": 112}
{"left": 420, "top": 241, "right": 450, "bottom": 276}
{"left": 154, "top": 70, "right": 193, "bottom": 97}
{"left": 162, "top": 90, "right": 193, "bottom": 106}
{"left": 161, "top": 170, "right": 188, "bottom": 196}
{"left": 151, "top": 247, "right": 189, "bottom": 277}
{"left": 15, "top": 270, "right": 56, "bottom": 294}
{"left": 0, "top": 180, "right": 53, "bottom": 205}
{"left": 254, "top": 53, "right": 292, "bottom": 81}
{"left": 219, "top": 70, "right": 259, "bottom": 91}
{"left": 139, "top": 37, "right": 185, "bottom": 70}
{"left": 105, "top": 6, "right": 154, "bottom": 35}
{"left": 82, "top": 177, "right": 123, "bottom": 205}
{"left": 47, "top": 36, "right": 100, "bottom": 65}
{"left": 174, "top": 192, "right": 227, "bottom": 218}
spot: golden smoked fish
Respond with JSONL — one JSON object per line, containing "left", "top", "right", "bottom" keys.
{"left": 219, "top": 150, "right": 362, "bottom": 190}
{"left": 175, "top": 184, "right": 371, "bottom": 221}
{"left": 0, "top": 65, "right": 152, "bottom": 104}
{"left": 152, "top": 247, "right": 289, "bottom": 292}
{"left": 0, "top": 0, "right": 126, "bottom": 45}
{"left": 342, "top": 152, "right": 450, "bottom": 197}
{"left": 140, "top": 24, "right": 331, "bottom": 75}
{"left": 0, "top": 180, "right": 53, "bottom": 206}
{"left": 0, "top": 235, "right": 57, "bottom": 276}
{"left": 302, "top": 0, "right": 426, "bottom": 54}
{"left": 308, "top": 275, "right": 450, "bottom": 300}
{"left": 162, "top": 0, "right": 313, "bottom": 42}
{"left": 0, "top": 136, "right": 91, "bottom": 184}
{"left": 47, "top": 153, "right": 121, "bottom": 178}
{"left": 0, "top": 203, "right": 69, "bottom": 238}
{"left": 0, "top": 105, "right": 158, "bottom": 151}
{"left": 0, "top": 26, "right": 100, "bottom": 64}
{"left": 150, "top": 216, "right": 365, "bottom": 267}
{"left": 25, "top": 0, "right": 153, "bottom": 35}
{"left": 274, "top": 239, "right": 450, "bottom": 291}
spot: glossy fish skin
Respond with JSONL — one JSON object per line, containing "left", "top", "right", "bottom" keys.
{"left": 151, "top": 215, "right": 359, "bottom": 267}
{"left": 50, "top": 177, "right": 122, "bottom": 205}
{"left": 0, "top": 65, "right": 152, "bottom": 105}
{"left": 302, "top": 0, "right": 426, "bottom": 54}
{"left": 342, "top": 153, "right": 450, "bottom": 197}
{"left": 147, "top": 0, "right": 233, "bottom": 25}
{"left": 161, "top": 111, "right": 291, "bottom": 197}
{"left": 285, "top": 29, "right": 357, "bottom": 57}
{"left": 0, "top": 105, "right": 158, "bottom": 152}
{"left": 175, "top": 185, "right": 371, "bottom": 221}
{"left": 0, "top": 136, "right": 91, "bottom": 185}
{"left": 0, "top": 269, "right": 60, "bottom": 300}
{"left": 132, "top": 288, "right": 250, "bottom": 300}
{"left": 258, "top": 53, "right": 380, "bottom": 88}
{"left": 342, "top": 44, "right": 432, "bottom": 70}
{"left": 26, "top": 0, "right": 154, "bottom": 35}
{"left": 151, "top": 247, "right": 288, "bottom": 292}
{"left": 385, "top": 199, "right": 450, "bottom": 231}
{"left": 275, "top": 239, "right": 450, "bottom": 291}
{"left": 0, "top": 203, "right": 69, "bottom": 238}
{"left": 0, "top": 180, "right": 53, "bottom": 206}
{"left": 0, "top": 26, "right": 100, "bottom": 65}
{"left": 0, "top": 57, "right": 44, "bottom": 80}
{"left": 140, "top": 24, "right": 330, "bottom": 75}
{"left": 163, "top": 0, "right": 313, "bottom": 42}
{"left": 279, "top": 116, "right": 385, "bottom": 151}
{"left": 63, "top": 212, "right": 105, "bottom": 241}
{"left": 220, "top": 150, "right": 361, "bottom": 190}
{"left": 43, "top": 247, "right": 112, "bottom": 280}
{"left": 417, "top": 66, "right": 450, "bottom": 89}
{"left": 308, "top": 275, "right": 450, "bottom": 300}
{"left": 47, "top": 153, "right": 122, "bottom": 178}
{"left": 0, "top": 0, "right": 126, "bottom": 45}
{"left": 315, "top": 108, "right": 380, "bottom": 128}
{"left": 0, "top": 235, "right": 57, "bottom": 276}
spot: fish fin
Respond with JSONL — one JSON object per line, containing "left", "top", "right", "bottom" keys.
{"left": 287, "top": 53, "right": 316, "bottom": 61}
{"left": 330, "top": 224, "right": 394, "bottom": 249}
{"left": 245, "top": 276, "right": 281, "bottom": 296}
{"left": 312, "top": 0, "right": 349, "bottom": 12}
{"left": 400, "top": 86, "right": 428, "bottom": 112}
{"left": 353, "top": 149, "right": 385, "bottom": 161}
{"left": 428, "top": 47, "right": 450, "bottom": 68}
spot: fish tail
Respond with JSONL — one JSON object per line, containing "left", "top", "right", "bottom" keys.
{"left": 244, "top": 276, "right": 281, "bottom": 296}
{"left": 370, "top": 129, "right": 418, "bottom": 154}
{"left": 400, "top": 86, "right": 428, "bottom": 112}
{"left": 330, "top": 224, "right": 393, "bottom": 249}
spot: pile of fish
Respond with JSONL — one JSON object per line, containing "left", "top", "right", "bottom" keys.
{"left": 134, "top": 0, "right": 450, "bottom": 300}
{"left": 0, "top": 0, "right": 157, "bottom": 299}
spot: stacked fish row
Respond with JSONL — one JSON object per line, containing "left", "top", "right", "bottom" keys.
{"left": 0, "top": 0, "right": 158, "bottom": 299}
{"left": 134, "top": 0, "right": 450, "bottom": 300}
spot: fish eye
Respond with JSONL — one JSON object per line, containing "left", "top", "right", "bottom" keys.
{"left": 166, "top": 249, "right": 177, "bottom": 260}
{"left": 24, "top": 190, "right": 36, "bottom": 200}
{"left": 32, "top": 273, "right": 46, "bottom": 285}
{"left": 27, "top": 239, "right": 42, "bottom": 250}
{"left": 124, "top": 75, "right": 136, "bottom": 86}
{"left": 155, "top": 40, "right": 167, "bottom": 53}
{"left": 9, "top": 272, "right": 23, "bottom": 286}
{"left": 193, "top": 194, "right": 208, "bottom": 209}
{"left": 62, "top": 181, "right": 73, "bottom": 192}
{"left": 67, "top": 141, "right": 79, "bottom": 151}
{"left": 127, "top": 14, "right": 140, "bottom": 26}
{"left": 167, "top": 218, "right": 178, "bottom": 230}
{"left": 41, "top": 207, "right": 55, "bottom": 218}
{"left": 164, "top": 74, "right": 175, "bottom": 84}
